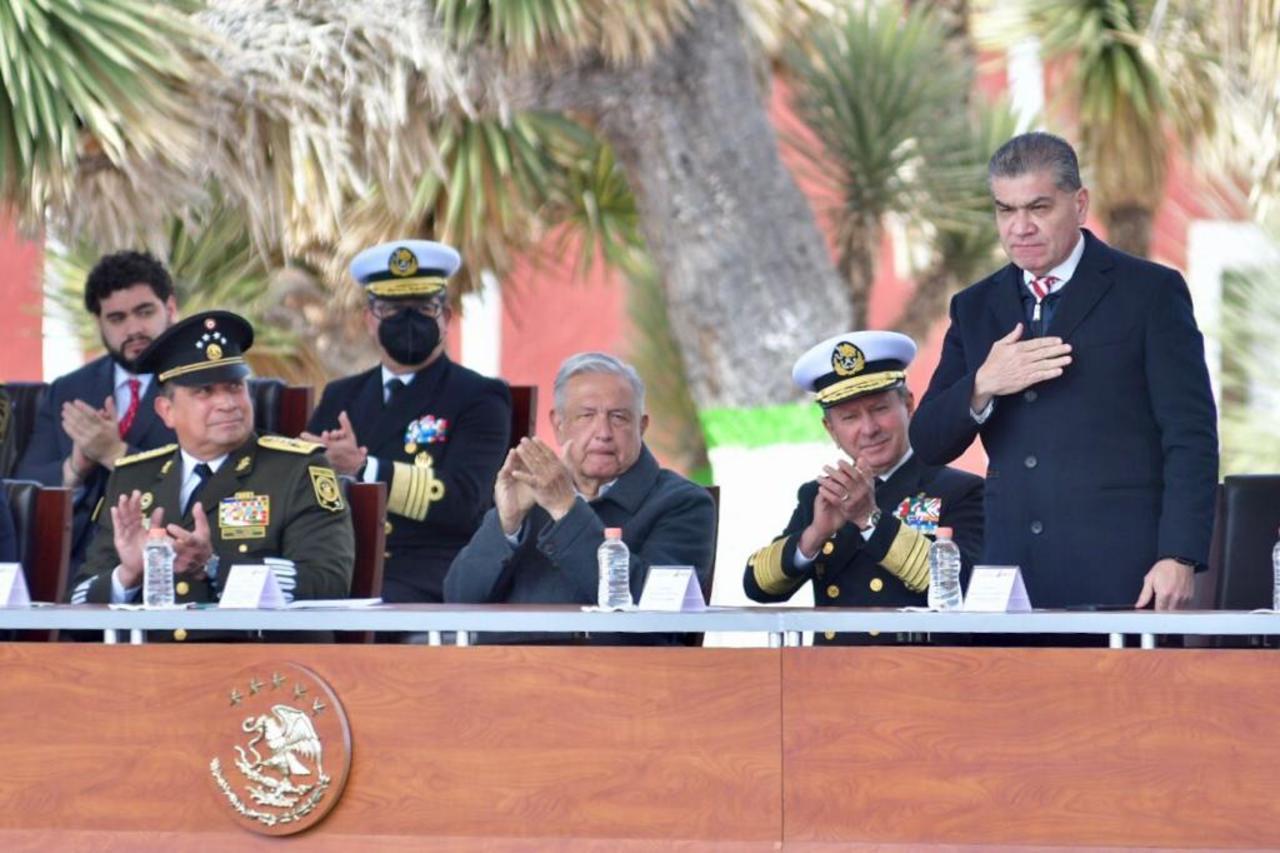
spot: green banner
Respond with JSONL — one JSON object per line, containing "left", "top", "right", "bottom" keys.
{"left": 700, "top": 402, "right": 828, "bottom": 449}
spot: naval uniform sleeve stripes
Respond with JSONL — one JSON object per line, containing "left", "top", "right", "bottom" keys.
{"left": 388, "top": 461, "right": 439, "bottom": 521}
{"left": 881, "top": 524, "right": 931, "bottom": 592}
{"left": 749, "top": 537, "right": 804, "bottom": 597}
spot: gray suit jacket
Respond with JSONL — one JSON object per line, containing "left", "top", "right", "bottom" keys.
{"left": 444, "top": 445, "right": 716, "bottom": 644}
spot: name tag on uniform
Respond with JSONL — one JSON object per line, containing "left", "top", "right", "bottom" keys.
{"left": 219, "top": 492, "right": 269, "bottom": 540}
{"left": 638, "top": 566, "right": 706, "bottom": 612}
{"left": 964, "top": 565, "right": 1032, "bottom": 612}
{"left": 218, "top": 564, "right": 286, "bottom": 609}
{"left": 0, "top": 564, "right": 30, "bottom": 606}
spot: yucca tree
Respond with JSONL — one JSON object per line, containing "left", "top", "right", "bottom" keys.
{"left": 894, "top": 97, "right": 1021, "bottom": 342}
{"left": 783, "top": 1, "right": 984, "bottom": 325}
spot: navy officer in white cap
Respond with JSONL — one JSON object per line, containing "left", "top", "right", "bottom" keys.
{"left": 302, "top": 240, "right": 511, "bottom": 604}
{"left": 743, "top": 331, "right": 984, "bottom": 644}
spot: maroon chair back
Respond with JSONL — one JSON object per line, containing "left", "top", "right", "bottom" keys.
{"left": 509, "top": 385, "right": 537, "bottom": 449}
{"left": 4, "top": 479, "right": 72, "bottom": 641}
{"left": 337, "top": 479, "right": 387, "bottom": 644}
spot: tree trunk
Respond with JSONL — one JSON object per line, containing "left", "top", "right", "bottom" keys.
{"left": 1104, "top": 203, "right": 1154, "bottom": 258}
{"left": 838, "top": 215, "right": 878, "bottom": 329}
{"left": 512, "top": 0, "right": 850, "bottom": 408}
{"left": 894, "top": 263, "right": 961, "bottom": 344}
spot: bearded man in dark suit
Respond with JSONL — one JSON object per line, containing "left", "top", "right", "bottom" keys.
{"left": 16, "top": 251, "right": 179, "bottom": 568}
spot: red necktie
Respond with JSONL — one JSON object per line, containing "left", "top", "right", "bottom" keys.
{"left": 118, "top": 378, "right": 141, "bottom": 439}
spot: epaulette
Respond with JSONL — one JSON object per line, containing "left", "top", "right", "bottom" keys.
{"left": 115, "top": 444, "right": 178, "bottom": 467}
{"left": 258, "top": 435, "right": 323, "bottom": 455}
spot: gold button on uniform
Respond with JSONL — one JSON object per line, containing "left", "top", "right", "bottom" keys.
{"left": 868, "top": 630, "right": 881, "bottom": 637}
{"left": 826, "top": 584, "right": 840, "bottom": 599}
{"left": 175, "top": 581, "right": 190, "bottom": 596}
{"left": 821, "top": 542, "right": 835, "bottom": 556}
{"left": 869, "top": 578, "right": 884, "bottom": 592}
{"left": 173, "top": 628, "right": 188, "bottom": 642}
{"left": 238, "top": 544, "right": 248, "bottom": 553}
{"left": 385, "top": 521, "right": 394, "bottom": 535}
{"left": 385, "top": 551, "right": 392, "bottom": 560}
{"left": 824, "top": 631, "right": 836, "bottom": 641}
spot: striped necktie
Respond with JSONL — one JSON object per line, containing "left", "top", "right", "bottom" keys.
{"left": 1028, "top": 275, "right": 1059, "bottom": 324}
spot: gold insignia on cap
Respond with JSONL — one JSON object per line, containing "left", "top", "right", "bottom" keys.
{"left": 389, "top": 247, "right": 419, "bottom": 278}
{"left": 140, "top": 492, "right": 154, "bottom": 511}
{"left": 309, "top": 466, "right": 345, "bottom": 512}
{"left": 831, "top": 341, "right": 865, "bottom": 377}
{"left": 206, "top": 343, "right": 223, "bottom": 361}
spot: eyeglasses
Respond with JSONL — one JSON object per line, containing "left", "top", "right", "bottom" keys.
{"left": 368, "top": 298, "right": 445, "bottom": 320}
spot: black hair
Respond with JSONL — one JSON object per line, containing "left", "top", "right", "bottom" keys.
{"left": 83, "top": 250, "right": 175, "bottom": 316}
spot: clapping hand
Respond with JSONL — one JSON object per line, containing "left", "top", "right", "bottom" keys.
{"left": 300, "top": 410, "right": 368, "bottom": 476}
{"left": 494, "top": 448, "right": 537, "bottom": 535}
{"left": 510, "top": 437, "right": 577, "bottom": 521}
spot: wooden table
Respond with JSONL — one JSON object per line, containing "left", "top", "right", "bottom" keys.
{"left": 0, "top": 639, "right": 1277, "bottom": 850}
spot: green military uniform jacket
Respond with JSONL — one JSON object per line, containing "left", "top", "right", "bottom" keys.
{"left": 70, "top": 434, "right": 355, "bottom": 620}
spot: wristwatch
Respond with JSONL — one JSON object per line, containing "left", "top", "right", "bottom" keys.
{"left": 859, "top": 509, "right": 882, "bottom": 535}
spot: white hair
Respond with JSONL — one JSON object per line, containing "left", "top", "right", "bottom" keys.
{"left": 553, "top": 352, "right": 646, "bottom": 415}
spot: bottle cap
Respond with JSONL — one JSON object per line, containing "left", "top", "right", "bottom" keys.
{"left": 146, "top": 526, "right": 168, "bottom": 540}
{"left": 935, "top": 526, "right": 953, "bottom": 538}
{"left": 604, "top": 527, "right": 622, "bottom": 538}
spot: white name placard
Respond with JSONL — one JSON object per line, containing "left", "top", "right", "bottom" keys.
{"left": 963, "top": 565, "right": 1032, "bottom": 612}
{"left": 218, "top": 564, "right": 286, "bottom": 609}
{"left": 638, "top": 566, "right": 706, "bottom": 612}
{"left": 0, "top": 563, "right": 31, "bottom": 606}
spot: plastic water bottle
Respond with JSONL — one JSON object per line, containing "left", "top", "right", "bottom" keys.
{"left": 143, "top": 526, "right": 176, "bottom": 608}
{"left": 1273, "top": 527, "right": 1280, "bottom": 611}
{"left": 928, "top": 526, "right": 964, "bottom": 611}
{"left": 597, "top": 527, "right": 633, "bottom": 609}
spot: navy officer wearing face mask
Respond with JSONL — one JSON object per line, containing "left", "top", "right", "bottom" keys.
{"left": 303, "top": 239, "right": 512, "bottom": 603}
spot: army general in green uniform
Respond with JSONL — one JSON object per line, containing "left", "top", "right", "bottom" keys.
{"left": 69, "top": 311, "right": 354, "bottom": 632}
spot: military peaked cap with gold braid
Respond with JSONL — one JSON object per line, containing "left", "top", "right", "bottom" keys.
{"left": 351, "top": 239, "right": 461, "bottom": 299}
{"left": 135, "top": 311, "right": 254, "bottom": 387}
{"left": 792, "top": 330, "right": 916, "bottom": 409}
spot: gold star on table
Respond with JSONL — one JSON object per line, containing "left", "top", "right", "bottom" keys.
{"left": 229, "top": 688, "right": 244, "bottom": 706}
{"left": 248, "top": 677, "right": 264, "bottom": 695}
{"left": 293, "top": 683, "right": 308, "bottom": 700}
{"left": 311, "top": 698, "right": 326, "bottom": 717}
{"left": 271, "top": 672, "right": 285, "bottom": 689}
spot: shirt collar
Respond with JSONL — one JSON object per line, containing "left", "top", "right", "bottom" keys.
{"left": 877, "top": 447, "right": 914, "bottom": 483}
{"left": 180, "top": 449, "right": 228, "bottom": 479}
{"left": 112, "top": 364, "right": 153, "bottom": 394}
{"left": 381, "top": 365, "right": 417, "bottom": 388}
{"left": 1022, "top": 230, "right": 1086, "bottom": 293}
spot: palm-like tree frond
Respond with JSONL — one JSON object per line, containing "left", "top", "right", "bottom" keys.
{"left": 786, "top": 2, "right": 971, "bottom": 225}
{"left": 0, "top": 0, "right": 212, "bottom": 237}
{"left": 436, "top": 0, "right": 699, "bottom": 68}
